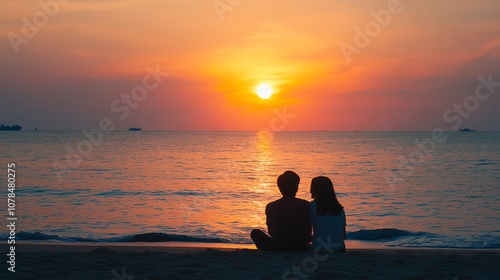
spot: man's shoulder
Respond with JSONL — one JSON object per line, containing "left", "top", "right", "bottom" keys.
{"left": 267, "top": 197, "right": 310, "bottom": 208}
{"left": 266, "top": 198, "right": 283, "bottom": 209}
{"left": 294, "top": 197, "right": 311, "bottom": 205}
{"left": 288, "top": 197, "right": 311, "bottom": 206}
{"left": 295, "top": 198, "right": 311, "bottom": 210}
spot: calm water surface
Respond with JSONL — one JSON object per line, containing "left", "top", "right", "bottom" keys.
{"left": 1, "top": 131, "right": 499, "bottom": 248}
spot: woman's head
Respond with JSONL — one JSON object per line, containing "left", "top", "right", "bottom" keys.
{"left": 311, "top": 176, "right": 343, "bottom": 216}
{"left": 311, "top": 176, "right": 334, "bottom": 198}
{"left": 310, "top": 183, "right": 317, "bottom": 199}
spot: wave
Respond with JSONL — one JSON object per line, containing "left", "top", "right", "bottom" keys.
{"left": 14, "top": 231, "right": 94, "bottom": 242}
{"left": 347, "top": 229, "right": 500, "bottom": 249}
{"left": 347, "top": 228, "right": 427, "bottom": 241}
{"left": 16, "top": 187, "right": 225, "bottom": 198}
{"left": 11, "top": 231, "right": 231, "bottom": 243}
{"left": 6, "top": 230, "right": 499, "bottom": 249}
{"left": 118, "top": 233, "right": 230, "bottom": 243}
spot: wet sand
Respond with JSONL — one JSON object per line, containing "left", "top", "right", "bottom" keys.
{"left": 2, "top": 242, "right": 499, "bottom": 279}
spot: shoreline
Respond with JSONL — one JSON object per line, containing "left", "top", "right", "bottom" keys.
{"left": 4, "top": 242, "right": 499, "bottom": 279}
{"left": 2, "top": 240, "right": 499, "bottom": 253}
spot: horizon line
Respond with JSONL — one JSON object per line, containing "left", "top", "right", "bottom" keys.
{"left": 5, "top": 129, "right": 500, "bottom": 133}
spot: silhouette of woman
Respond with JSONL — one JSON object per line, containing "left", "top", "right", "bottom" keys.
{"left": 309, "top": 176, "right": 346, "bottom": 253}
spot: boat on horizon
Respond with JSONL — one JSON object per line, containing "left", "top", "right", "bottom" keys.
{"left": 0, "top": 124, "right": 22, "bottom": 131}
{"left": 459, "top": 128, "right": 476, "bottom": 132}
{"left": 128, "top": 127, "right": 142, "bottom": 131}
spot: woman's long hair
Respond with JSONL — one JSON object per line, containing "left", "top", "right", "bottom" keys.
{"left": 311, "top": 176, "right": 343, "bottom": 216}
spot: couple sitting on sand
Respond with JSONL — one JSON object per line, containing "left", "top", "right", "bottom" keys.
{"left": 251, "top": 171, "right": 346, "bottom": 253}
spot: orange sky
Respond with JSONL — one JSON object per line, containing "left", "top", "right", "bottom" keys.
{"left": 1, "top": 0, "right": 499, "bottom": 131}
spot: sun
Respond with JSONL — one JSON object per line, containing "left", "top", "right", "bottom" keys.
{"left": 256, "top": 84, "right": 273, "bottom": 99}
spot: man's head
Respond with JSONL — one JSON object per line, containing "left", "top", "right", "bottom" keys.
{"left": 277, "top": 170, "right": 300, "bottom": 198}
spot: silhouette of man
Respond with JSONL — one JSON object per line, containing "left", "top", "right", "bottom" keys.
{"left": 251, "top": 171, "right": 311, "bottom": 251}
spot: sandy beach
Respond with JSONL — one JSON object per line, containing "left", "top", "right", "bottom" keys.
{"left": 2, "top": 242, "right": 499, "bottom": 280}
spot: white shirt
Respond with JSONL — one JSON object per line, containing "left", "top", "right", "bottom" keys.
{"left": 310, "top": 201, "right": 346, "bottom": 251}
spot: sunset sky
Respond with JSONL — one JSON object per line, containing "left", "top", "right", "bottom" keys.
{"left": 1, "top": 0, "right": 499, "bottom": 131}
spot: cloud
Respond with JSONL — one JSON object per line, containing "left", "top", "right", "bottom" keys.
{"left": 0, "top": 0, "right": 499, "bottom": 130}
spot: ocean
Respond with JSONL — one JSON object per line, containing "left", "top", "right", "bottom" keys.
{"left": 1, "top": 131, "right": 499, "bottom": 248}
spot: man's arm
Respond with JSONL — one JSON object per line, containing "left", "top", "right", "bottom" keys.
{"left": 266, "top": 204, "right": 276, "bottom": 237}
{"left": 267, "top": 223, "right": 276, "bottom": 238}
{"left": 304, "top": 202, "right": 312, "bottom": 243}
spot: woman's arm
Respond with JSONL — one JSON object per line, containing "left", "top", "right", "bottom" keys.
{"left": 343, "top": 210, "right": 347, "bottom": 240}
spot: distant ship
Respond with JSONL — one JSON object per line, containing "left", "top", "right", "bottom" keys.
{"left": 0, "top": 124, "right": 22, "bottom": 131}
{"left": 459, "top": 128, "right": 476, "bottom": 132}
{"left": 128, "top": 127, "right": 142, "bottom": 131}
